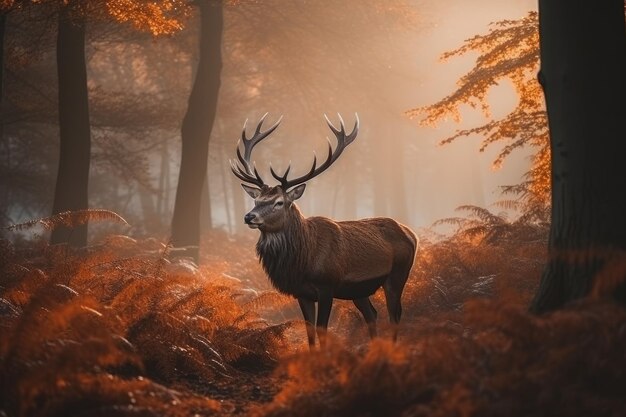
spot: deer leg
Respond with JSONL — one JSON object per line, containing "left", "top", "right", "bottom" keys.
{"left": 353, "top": 297, "right": 378, "bottom": 339}
{"left": 316, "top": 287, "right": 334, "bottom": 348}
{"left": 298, "top": 298, "right": 316, "bottom": 348}
{"left": 383, "top": 259, "right": 412, "bottom": 342}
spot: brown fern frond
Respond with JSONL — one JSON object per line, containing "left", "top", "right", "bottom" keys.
{"left": 492, "top": 199, "right": 522, "bottom": 211}
{"left": 432, "top": 217, "right": 468, "bottom": 228}
{"left": 6, "top": 209, "right": 129, "bottom": 232}
{"left": 243, "top": 290, "right": 295, "bottom": 311}
{"left": 153, "top": 239, "right": 173, "bottom": 279}
{"left": 456, "top": 205, "right": 507, "bottom": 225}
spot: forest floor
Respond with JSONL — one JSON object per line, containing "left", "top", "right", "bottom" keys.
{"left": 1, "top": 226, "right": 626, "bottom": 417}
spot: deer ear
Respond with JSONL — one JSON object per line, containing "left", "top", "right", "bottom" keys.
{"left": 241, "top": 184, "right": 262, "bottom": 199}
{"left": 287, "top": 184, "right": 306, "bottom": 201}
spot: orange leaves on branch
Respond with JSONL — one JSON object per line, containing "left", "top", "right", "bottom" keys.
{"left": 408, "top": 12, "right": 540, "bottom": 125}
{"left": 105, "top": 0, "right": 191, "bottom": 36}
{"left": 406, "top": 12, "right": 550, "bottom": 206}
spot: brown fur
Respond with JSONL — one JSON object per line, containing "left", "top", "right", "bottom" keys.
{"left": 247, "top": 191, "right": 418, "bottom": 346}
{"left": 235, "top": 114, "right": 417, "bottom": 345}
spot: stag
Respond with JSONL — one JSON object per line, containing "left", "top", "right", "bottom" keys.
{"left": 230, "top": 113, "right": 418, "bottom": 347}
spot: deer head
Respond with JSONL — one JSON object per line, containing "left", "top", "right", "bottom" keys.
{"left": 230, "top": 113, "right": 359, "bottom": 233}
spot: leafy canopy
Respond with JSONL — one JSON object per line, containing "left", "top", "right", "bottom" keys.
{"left": 1, "top": 0, "right": 191, "bottom": 36}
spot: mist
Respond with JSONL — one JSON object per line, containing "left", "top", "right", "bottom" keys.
{"left": 3, "top": 2, "right": 625, "bottom": 416}
{"left": 1, "top": 0, "right": 537, "bottom": 238}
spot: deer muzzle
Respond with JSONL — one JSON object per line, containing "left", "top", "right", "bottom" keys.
{"left": 244, "top": 212, "right": 262, "bottom": 229}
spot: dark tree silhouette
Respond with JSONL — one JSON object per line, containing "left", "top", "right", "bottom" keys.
{"left": 530, "top": 0, "right": 626, "bottom": 312}
{"left": 50, "top": 4, "right": 91, "bottom": 246}
{"left": 170, "top": 1, "right": 223, "bottom": 262}
{"left": 0, "top": 11, "right": 6, "bottom": 143}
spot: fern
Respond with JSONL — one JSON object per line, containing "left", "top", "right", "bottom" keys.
{"left": 6, "top": 209, "right": 129, "bottom": 232}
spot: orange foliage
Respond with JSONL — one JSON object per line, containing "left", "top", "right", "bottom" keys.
{"left": 253, "top": 300, "right": 626, "bottom": 417}
{"left": 105, "top": 0, "right": 191, "bottom": 36}
{"left": 3, "top": 215, "right": 626, "bottom": 416}
{"left": 0, "top": 0, "right": 191, "bottom": 36}
{"left": 0, "top": 235, "right": 289, "bottom": 416}
{"left": 406, "top": 12, "right": 551, "bottom": 208}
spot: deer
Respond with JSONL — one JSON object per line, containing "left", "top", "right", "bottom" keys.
{"left": 230, "top": 113, "right": 418, "bottom": 348}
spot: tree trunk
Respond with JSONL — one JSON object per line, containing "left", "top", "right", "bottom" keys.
{"left": 530, "top": 0, "right": 626, "bottom": 313}
{"left": 170, "top": 1, "right": 223, "bottom": 262}
{"left": 0, "top": 12, "right": 6, "bottom": 216}
{"left": 1, "top": 12, "right": 6, "bottom": 142}
{"left": 230, "top": 168, "right": 246, "bottom": 233}
{"left": 372, "top": 130, "right": 389, "bottom": 217}
{"left": 138, "top": 184, "right": 158, "bottom": 234}
{"left": 156, "top": 139, "right": 170, "bottom": 222}
{"left": 390, "top": 150, "right": 409, "bottom": 224}
{"left": 342, "top": 157, "right": 357, "bottom": 219}
{"left": 50, "top": 7, "right": 91, "bottom": 246}
{"left": 218, "top": 147, "right": 233, "bottom": 234}
{"left": 200, "top": 172, "right": 213, "bottom": 233}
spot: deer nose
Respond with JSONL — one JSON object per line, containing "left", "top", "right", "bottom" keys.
{"left": 244, "top": 213, "right": 257, "bottom": 224}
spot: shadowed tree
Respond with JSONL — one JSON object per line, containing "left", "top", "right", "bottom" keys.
{"left": 49, "top": 3, "right": 91, "bottom": 246}
{"left": 48, "top": 0, "right": 189, "bottom": 245}
{"left": 530, "top": 0, "right": 626, "bottom": 312}
{"left": 408, "top": 4, "right": 625, "bottom": 310}
{"left": 0, "top": 10, "right": 6, "bottom": 145}
{"left": 170, "top": 0, "right": 223, "bottom": 262}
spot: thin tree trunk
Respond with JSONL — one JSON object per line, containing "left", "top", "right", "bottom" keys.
{"left": 138, "top": 184, "right": 157, "bottom": 234}
{"left": 230, "top": 167, "right": 246, "bottom": 233}
{"left": 530, "top": 0, "right": 626, "bottom": 313}
{"left": 0, "top": 12, "right": 6, "bottom": 143}
{"left": 391, "top": 150, "right": 409, "bottom": 224}
{"left": 157, "top": 139, "right": 170, "bottom": 222}
{"left": 330, "top": 171, "right": 341, "bottom": 218}
{"left": 372, "top": 130, "right": 389, "bottom": 216}
{"left": 170, "top": 1, "right": 223, "bottom": 262}
{"left": 341, "top": 157, "right": 357, "bottom": 219}
{"left": 200, "top": 172, "right": 213, "bottom": 233}
{"left": 0, "top": 12, "right": 6, "bottom": 219}
{"left": 218, "top": 147, "right": 233, "bottom": 234}
{"left": 345, "top": 184, "right": 356, "bottom": 219}
{"left": 50, "top": 7, "right": 91, "bottom": 246}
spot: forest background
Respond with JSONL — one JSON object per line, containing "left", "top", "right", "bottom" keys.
{"left": 1, "top": 0, "right": 625, "bottom": 416}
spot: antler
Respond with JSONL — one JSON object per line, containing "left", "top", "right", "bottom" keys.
{"left": 230, "top": 113, "right": 282, "bottom": 188}
{"left": 270, "top": 113, "right": 359, "bottom": 190}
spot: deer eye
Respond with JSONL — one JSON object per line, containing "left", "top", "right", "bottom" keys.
{"left": 274, "top": 201, "right": 284, "bottom": 209}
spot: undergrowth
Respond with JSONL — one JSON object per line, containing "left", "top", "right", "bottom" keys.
{"left": 0, "top": 235, "right": 290, "bottom": 417}
{"left": 252, "top": 300, "right": 626, "bottom": 417}
{"left": 2, "top": 211, "right": 625, "bottom": 417}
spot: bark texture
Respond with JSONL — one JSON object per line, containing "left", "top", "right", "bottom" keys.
{"left": 50, "top": 7, "right": 91, "bottom": 246}
{"left": 531, "top": 0, "right": 626, "bottom": 312}
{"left": 170, "top": 1, "right": 223, "bottom": 262}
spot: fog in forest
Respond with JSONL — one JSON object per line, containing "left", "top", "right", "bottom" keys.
{"left": 5, "top": 2, "right": 626, "bottom": 416}
{"left": 2, "top": 0, "right": 537, "bottom": 238}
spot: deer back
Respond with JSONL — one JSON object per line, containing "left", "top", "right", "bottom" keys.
{"left": 305, "top": 216, "right": 417, "bottom": 285}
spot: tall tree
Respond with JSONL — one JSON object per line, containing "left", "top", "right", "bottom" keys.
{"left": 530, "top": 0, "right": 626, "bottom": 312}
{"left": 50, "top": 3, "right": 91, "bottom": 246}
{"left": 170, "top": 0, "right": 223, "bottom": 262}
{"left": 0, "top": 10, "right": 6, "bottom": 143}
{"left": 1, "top": 1, "right": 190, "bottom": 233}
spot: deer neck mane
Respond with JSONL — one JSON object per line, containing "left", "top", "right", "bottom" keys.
{"left": 256, "top": 204, "right": 309, "bottom": 295}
